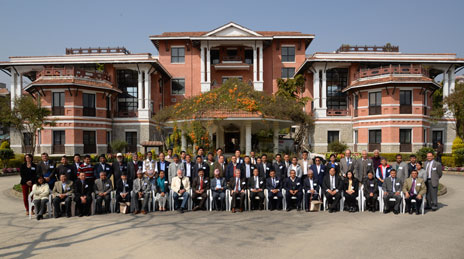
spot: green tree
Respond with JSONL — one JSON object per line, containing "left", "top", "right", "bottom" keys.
{"left": 110, "top": 140, "right": 128, "bottom": 153}
{"left": 444, "top": 82, "right": 464, "bottom": 139}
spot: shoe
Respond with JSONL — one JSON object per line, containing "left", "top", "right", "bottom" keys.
{"left": 305, "top": 209, "right": 310, "bottom": 212}
{"left": 416, "top": 211, "right": 421, "bottom": 215}
{"left": 141, "top": 210, "right": 147, "bottom": 214}
{"left": 193, "top": 206, "right": 199, "bottom": 211}
{"left": 270, "top": 208, "right": 275, "bottom": 211}
{"left": 432, "top": 207, "right": 438, "bottom": 211}
{"left": 239, "top": 208, "right": 243, "bottom": 212}
{"left": 133, "top": 210, "right": 139, "bottom": 215}
{"left": 297, "top": 207, "right": 302, "bottom": 211}
{"left": 394, "top": 210, "right": 399, "bottom": 215}
{"left": 329, "top": 209, "right": 333, "bottom": 213}
{"left": 286, "top": 208, "right": 291, "bottom": 212}
{"left": 231, "top": 208, "right": 236, "bottom": 213}
{"left": 408, "top": 210, "right": 413, "bottom": 215}
{"left": 67, "top": 215, "right": 71, "bottom": 218}
{"left": 79, "top": 214, "right": 84, "bottom": 217}
{"left": 36, "top": 216, "right": 40, "bottom": 221}
{"left": 180, "top": 208, "right": 184, "bottom": 213}
{"left": 383, "top": 210, "right": 390, "bottom": 214}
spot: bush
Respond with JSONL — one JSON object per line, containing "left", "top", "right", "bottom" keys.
{"left": 110, "top": 140, "right": 128, "bottom": 153}
{"left": 0, "top": 141, "right": 10, "bottom": 149}
{"left": 0, "top": 148, "right": 15, "bottom": 168}
{"left": 327, "top": 141, "right": 348, "bottom": 154}
{"left": 7, "top": 154, "right": 23, "bottom": 168}
{"left": 453, "top": 147, "right": 464, "bottom": 166}
{"left": 442, "top": 156, "right": 456, "bottom": 167}
{"left": 13, "top": 184, "right": 21, "bottom": 192}
{"left": 451, "top": 137, "right": 464, "bottom": 155}
{"left": 416, "top": 147, "right": 435, "bottom": 161}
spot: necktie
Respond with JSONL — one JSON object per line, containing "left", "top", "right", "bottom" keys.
{"left": 410, "top": 179, "right": 416, "bottom": 195}
{"left": 255, "top": 176, "right": 259, "bottom": 189}
{"left": 123, "top": 181, "right": 126, "bottom": 193}
{"left": 235, "top": 178, "right": 239, "bottom": 192}
{"left": 272, "top": 178, "right": 276, "bottom": 188}
{"left": 392, "top": 178, "right": 396, "bottom": 192}
{"left": 200, "top": 177, "right": 203, "bottom": 190}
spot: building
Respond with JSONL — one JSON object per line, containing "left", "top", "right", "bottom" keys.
{"left": 0, "top": 22, "right": 462, "bottom": 155}
{"left": 0, "top": 83, "right": 9, "bottom": 141}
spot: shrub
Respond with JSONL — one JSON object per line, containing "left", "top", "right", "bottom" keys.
{"left": 327, "top": 141, "right": 348, "bottom": 154}
{"left": 13, "top": 184, "right": 21, "bottom": 192}
{"left": 416, "top": 147, "right": 435, "bottom": 161}
{"left": 0, "top": 141, "right": 9, "bottom": 149}
{"left": 110, "top": 140, "right": 128, "bottom": 153}
{"left": 451, "top": 137, "right": 464, "bottom": 155}
{"left": 453, "top": 147, "right": 464, "bottom": 166}
{"left": 0, "top": 148, "right": 15, "bottom": 169}
{"left": 442, "top": 156, "right": 456, "bottom": 167}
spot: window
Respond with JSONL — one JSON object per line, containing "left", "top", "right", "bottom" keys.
{"left": 117, "top": 69, "right": 138, "bottom": 116}
{"left": 354, "top": 95, "right": 359, "bottom": 117}
{"left": 171, "top": 47, "right": 185, "bottom": 63}
{"left": 83, "top": 93, "right": 96, "bottom": 117}
{"left": 281, "top": 46, "right": 295, "bottom": 62}
{"left": 400, "top": 129, "right": 412, "bottom": 152}
{"left": 83, "top": 131, "right": 96, "bottom": 154}
{"left": 211, "top": 49, "right": 220, "bottom": 64}
{"left": 226, "top": 49, "right": 237, "bottom": 57}
{"left": 106, "top": 131, "right": 112, "bottom": 153}
{"left": 126, "top": 132, "right": 137, "bottom": 153}
{"left": 23, "top": 133, "right": 33, "bottom": 153}
{"left": 400, "top": 90, "right": 412, "bottom": 114}
{"left": 327, "top": 131, "right": 339, "bottom": 144}
{"left": 326, "top": 68, "right": 348, "bottom": 110}
{"left": 53, "top": 131, "right": 65, "bottom": 154}
{"left": 368, "top": 130, "right": 382, "bottom": 152}
{"left": 281, "top": 67, "right": 295, "bottom": 79}
{"left": 52, "top": 92, "right": 65, "bottom": 115}
{"left": 244, "top": 49, "right": 253, "bottom": 64}
{"left": 171, "top": 78, "right": 185, "bottom": 95}
{"left": 369, "top": 92, "right": 382, "bottom": 115}
{"left": 432, "top": 131, "right": 443, "bottom": 149}
{"left": 222, "top": 77, "right": 242, "bottom": 83}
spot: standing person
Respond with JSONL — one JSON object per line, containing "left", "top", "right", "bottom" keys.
{"left": 339, "top": 149, "right": 357, "bottom": 179}
{"left": 241, "top": 156, "right": 256, "bottom": 180}
{"left": 165, "top": 148, "right": 173, "bottom": 162}
{"left": 287, "top": 157, "right": 302, "bottom": 179}
{"left": 20, "top": 154, "right": 37, "bottom": 215}
{"left": 156, "top": 152, "right": 170, "bottom": 177}
{"left": 371, "top": 149, "right": 382, "bottom": 173}
{"left": 52, "top": 174, "right": 74, "bottom": 218}
{"left": 206, "top": 152, "right": 215, "bottom": 168}
{"left": 273, "top": 154, "right": 287, "bottom": 180}
{"left": 424, "top": 152, "right": 443, "bottom": 211}
{"left": 37, "top": 153, "right": 56, "bottom": 190}
{"left": 31, "top": 175, "right": 50, "bottom": 220}
{"left": 113, "top": 153, "right": 127, "bottom": 186}
{"left": 74, "top": 172, "right": 92, "bottom": 217}
{"left": 192, "top": 169, "right": 209, "bottom": 211}
{"left": 71, "top": 154, "right": 82, "bottom": 180}
{"left": 168, "top": 154, "right": 183, "bottom": 182}
{"left": 215, "top": 148, "right": 225, "bottom": 163}
{"left": 212, "top": 154, "right": 227, "bottom": 179}
{"left": 78, "top": 155, "right": 96, "bottom": 189}
{"left": 183, "top": 154, "right": 195, "bottom": 179}
{"left": 343, "top": 171, "right": 359, "bottom": 212}
{"left": 310, "top": 156, "right": 326, "bottom": 185}
{"left": 56, "top": 156, "right": 74, "bottom": 182}
{"left": 226, "top": 156, "right": 240, "bottom": 182}
{"left": 382, "top": 169, "right": 402, "bottom": 214}
{"left": 127, "top": 153, "right": 142, "bottom": 182}
{"left": 259, "top": 154, "right": 273, "bottom": 179}
{"left": 416, "top": 162, "right": 427, "bottom": 181}
{"left": 143, "top": 151, "right": 156, "bottom": 174}
{"left": 356, "top": 150, "right": 373, "bottom": 183}
{"left": 322, "top": 167, "right": 343, "bottom": 213}
{"left": 435, "top": 141, "right": 443, "bottom": 163}
{"left": 94, "top": 154, "right": 112, "bottom": 180}
{"left": 249, "top": 151, "right": 257, "bottom": 165}
{"left": 196, "top": 147, "right": 206, "bottom": 162}
{"left": 326, "top": 154, "right": 340, "bottom": 176}
{"left": 407, "top": 155, "right": 418, "bottom": 178}
{"left": 155, "top": 170, "right": 169, "bottom": 211}
{"left": 403, "top": 170, "right": 427, "bottom": 215}
{"left": 391, "top": 154, "right": 408, "bottom": 182}
{"left": 375, "top": 158, "right": 392, "bottom": 194}
{"left": 234, "top": 149, "right": 244, "bottom": 165}
{"left": 193, "top": 155, "right": 209, "bottom": 180}
{"left": 363, "top": 171, "right": 379, "bottom": 212}
{"left": 283, "top": 154, "right": 291, "bottom": 169}
{"left": 298, "top": 150, "right": 312, "bottom": 181}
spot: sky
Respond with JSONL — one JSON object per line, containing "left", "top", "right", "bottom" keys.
{"left": 0, "top": 0, "right": 463, "bottom": 86}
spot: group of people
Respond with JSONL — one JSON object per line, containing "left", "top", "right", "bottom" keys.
{"left": 20, "top": 147, "right": 443, "bottom": 220}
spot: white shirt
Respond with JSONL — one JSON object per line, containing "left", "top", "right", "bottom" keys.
{"left": 216, "top": 178, "right": 222, "bottom": 189}
{"left": 303, "top": 160, "right": 308, "bottom": 175}
{"left": 185, "top": 163, "right": 191, "bottom": 177}
{"left": 245, "top": 164, "right": 251, "bottom": 178}
{"left": 316, "top": 164, "right": 321, "bottom": 174}
{"left": 235, "top": 178, "right": 241, "bottom": 191}
{"left": 426, "top": 160, "right": 433, "bottom": 179}
{"left": 309, "top": 178, "right": 314, "bottom": 191}
{"left": 330, "top": 175, "right": 335, "bottom": 190}
{"left": 254, "top": 176, "right": 259, "bottom": 189}
{"left": 143, "top": 159, "right": 156, "bottom": 173}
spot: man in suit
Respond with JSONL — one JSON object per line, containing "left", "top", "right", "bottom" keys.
{"left": 37, "top": 152, "right": 57, "bottom": 190}
{"left": 127, "top": 153, "right": 143, "bottom": 182}
{"left": 168, "top": 154, "right": 183, "bottom": 182}
{"left": 74, "top": 172, "right": 92, "bottom": 217}
{"left": 258, "top": 154, "right": 273, "bottom": 178}
{"left": 376, "top": 157, "right": 392, "bottom": 194}
{"left": 228, "top": 169, "right": 247, "bottom": 213}
{"left": 57, "top": 155, "right": 75, "bottom": 182}
{"left": 115, "top": 173, "right": 132, "bottom": 213}
{"left": 303, "top": 170, "right": 320, "bottom": 212}
{"left": 156, "top": 152, "right": 170, "bottom": 177}
{"left": 211, "top": 169, "right": 226, "bottom": 211}
{"left": 248, "top": 168, "right": 265, "bottom": 210}
{"left": 322, "top": 167, "right": 343, "bottom": 213}
{"left": 273, "top": 154, "right": 287, "bottom": 180}
{"left": 310, "top": 156, "right": 326, "bottom": 185}
{"left": 391, "top": 154, "right": 408, "bottom": 182}
{"left": 131, "top": 170, "right": 151, "bottom": 214}
{"left": 403, "top": 170, "right": 427, "bottom": 214}
{"left": 283, "top": 154, "right": 291, "bottom": 170}
{"left": 284, "top": 170, "right": 303, "bottom": 211}
{"left": 226, "top": 156, "right": 240, "bottom": 182}
{"left": 215, "top": 148, "right": 225, "bottom": 163}
{"left": 193, "top": 155, "right": 209, "bottom": 180}
{"left": 165, "top": 148, "right": 174, "bottom": 162}
{"left": 363, "top": 171, "right": 379, "bottom": 212}
{"left": 94, "top": 154, "right": 112, "bottom": 180}
{"left": 192, "top": 169, "right": 209, "bottom": 211}
{"left": 298, "top": 150, "right": 312, "bottom": 181}
{"left": 183, "top": 154, "right": 195, "bottom": 179}
{"left": 52, "top": 174, "right": 74, "bottom": 218}
{"left": 94, "top": 171, "right": 113, "bottom": 214}
{"left": 287, "top": 157, "right": 302, "bottom": 179}
{"left": 171, "top": 169, "right": 191, "bottom": 213}
{"left": 212, "top": 155, "right": 227, "bottom": 179}
{"left": 249, "top": 151, "right": 257, "bottom": 165}
{"left": 180, "top": 151, "right": 187, "bottom": 163}
{"left": 356, "top": 150, "right": 373, "bottom": 183}
{"left": 71, "top": 154, "right": 82, "bottom": 181}
{"left": 382, "top": 169, "right": 403, "bottom": 214}
{"left": 339, "top": 149, "right": 357, "bottom": 178}
{"left": 407, "top": 154, "right": 418, "bottom": 178}
{"left": 266, "top": 170, "right": 283, "bottom": 211}
{"left": 241, "top": 156, "right": 256, "bottom": 180}
{"left": 113, "top": 153, "right": 128, "bottom": 186}
{"left": 143, "top": 151, "right": 157, "bottom": 174}
{"left": 233, "top": 149, "right": 244, "bottom": 165}
{"left": 424, "top": 152, "right": 443, "bottom": 211}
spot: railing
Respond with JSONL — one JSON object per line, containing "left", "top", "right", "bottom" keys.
{"left": 222, "top": 56, "right": 242, "bottom": 62}
{"left": 368, "top": 143, "right": 381, "bottom": 152}
{"left": 37, "top": 66, "right": 111, "bottom": 82}
{"left": 84, "top": 144, "right": 96, "bottom": 154}
{"left": 83, "top": 107, "right": 96, "bottom": 117}
{"left": 66, "top": 47, "right": 130, "bottom": 55}
{"left": 354, "top": 64, "right": 428, "bottom": 80}
{"left": 400, "top": 143, "right": 412, "bottom": 152}
{"left": 400, "top": 105, "right": 412, "bottom": 114}
{"left": 117, "top": 110, "right": 137, "bottom": 118}
{"left": 327, "top": 109, "right": 348, "bottom": 116}
{"left": 337, "top": 44, "right": 399, "bottom": 53}
{"left": 369, "top": 106, "right": 382, "bottom": 115}
{"left": 52, "top": 106, "right": 65, "bottom": 116}
{"left": 52, "top": 145, "right": 65, "bottom": 154}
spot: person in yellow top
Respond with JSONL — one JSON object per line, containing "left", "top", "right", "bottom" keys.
{"left": 403, "top": 170, "right": 427, "bottom": 215}
{"left": 32, "top": 175, "right": 50, "bottom": 220}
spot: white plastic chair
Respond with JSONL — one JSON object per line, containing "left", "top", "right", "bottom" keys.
{"left": 340, "top": 186, "right": 363, "bottom": 212}
{"left": 402, "top": 193, "right": 425, "bottom": 215}
{"left": 226, "top": 189, "right": 248, "bottom": 211}
{"left": 170, "top": 189, "right": 192, "bottom": 211}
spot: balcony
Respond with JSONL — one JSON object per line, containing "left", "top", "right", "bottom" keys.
{"left": 52, "top": 144, "right": 65, "bottom": 154}
{"left": 368, "top": 143, "right": 381, "bottom": 152}
{"left": 52, "top": 106, "right": 65, "bottom": 116}
{"left": 83, "top": 107, "right": 96, "bottom": 117}
{"left": 37, "top": 66, "right": 111, "bottom": 82}
{"left": 354, "top": 64, "right": 429, "bottom": 80}
{"left": 117, "top": 110, "right": 137, "bottom": 118}
{"left": 400, "top": 143, "right": 412, "bottom": 152}
{"left": 369, "top": 106, "right": 382, "bottom": 115}
{"left": 337, "top": 44, "right": 399, "bottom": 53}
{"left": 222, "top": 56, "right": 242, "bottom": 63}
{"left": 400, "top": 105, "right": 412, "bottom": 114}
{"left": 327, "top": 109, "right": 349, "bottom": 116}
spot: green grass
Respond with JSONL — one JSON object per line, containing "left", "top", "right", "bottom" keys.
{"left": 13, "top": 184, "right": 21, "bottom": 192}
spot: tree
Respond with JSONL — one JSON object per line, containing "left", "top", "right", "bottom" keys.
{"left": 444, "top": 82, "right": 464, "bottom": 139}
{"left": 110, "top": 140, "right": 128, "bottom": 153}
{"left": 1, "top": 96, "right": 55, "bottom": 156}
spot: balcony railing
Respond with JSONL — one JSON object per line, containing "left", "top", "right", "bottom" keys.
{"left": 368, "top": 143, "right": 381, "bottom": 152}
{"left": 327, "top": 109, "right": 348, "bottom": 116}
{"left": 337, "top": 44, "right": 399, "bottom": 53}
{"left": 400, "top": 143, "right": 412, "bottom": 152}
{"left": 117, "top": 110, "right": 137, "bottom": 118}
{"left": 369, "top": 106, "right": 382, "bottom": 115}
{"left": 52, "top": 145, "right": 65, "bottom": 154}
{"left": 52, "top": 106, "right": 65, "bottom": 116}
{"left": 354, "top": 64, "right": 428, "bottom": 80}
{"left": 37, "top": 66, "right": 111, "bottom": 82}
{"left": 400, "top": 105, "right": 412, "bottom": 114}
{"left": 66, "top": 47, "right": 130, "bottom": 55}
{"left": 83, "top": 107, "right": 96, "bottom": 117}
{"left": 222, "top": 56, "right": 242, "bottom": 62}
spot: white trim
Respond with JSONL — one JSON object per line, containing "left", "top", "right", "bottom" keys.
{"left": 273, "top": 35, "right": 314, "bottom": 39}
{"left": 353, "top": 117, "right": 430, "bottom": 122}
{"left": 124, "top": 129, "right": 138, "bottom": 132}
{"left": 42, "top": 126, "right": 109, "bottom": 130}
{"left": 204, "top": 22, "right": 262, "bottom": 37}
{"left": 353, "top": 125, "right": 430, "bottom": 129}
{"left": 65, "top": 144, "right": 84, "bottom": 147}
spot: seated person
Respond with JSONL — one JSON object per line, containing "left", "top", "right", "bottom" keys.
{"left": 303, "top": 170, "right": 320, "bottom": 212}
{"left": 74, "top": 172, "right": 92, "bottom": 217}
{"left": 382, "top": 169, "right": 403, "bottom": 214}
{"left": 115, "top": 173, "right": 132, "bottom": 213}
{"left": 52, "top": 174, "right": 74, "bottom": 218}
{"left": 228, "top": 169, "right": 247, "bottom": 213}
{"left": 155, "top": 170, "right": 169, "bottom": 211}
{"left": 343, "top": 171, "right": 359, "bottom": 212}
{"left": 283, "top": 169, "right": 303, "bottom": 211}
{"left": 192, "top": 169, "right": 209, "bottom": 211}
{"left": 131, "top": 170, "right": 151, "bottom": 214}
{"left": 363, "top": 171, "right": 379, "bottom": 212}
{"left": 322, "top": 167, "right": 343, "bottom": 213}
{"left": 247, "top": 168, "right": 265, "bottom": 210}
{"left": 211, "top": 169, "right": 226, "bottom": 211}
{"left": 403, "top": 170, "right": 427, "bottom": 215}
{"left": 32, "top": 175, "right": 50, "bottom": 220}
{"left": 94, "top": 171, "right": 113, "bottom": 214}
{"left": 171, "top": 169, "right": 191, "bottom": 213}
{"left": 266, "top": 170, "right": 283, "bottom": 211}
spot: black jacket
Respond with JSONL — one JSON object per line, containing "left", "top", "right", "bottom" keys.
{"left": 127, "top": 160, "right": 143, "bottom": 181}
{"left": 273, "top": 161, "right": 287, "bottom": 180}
{"left": 247, "top": 176, "right": 265, "bottom": 190}
{"left": 113, "top": 161, "right": 128, "bottom": 184}
{"left": 258, "top": 162, "right": 273, "bottom": 179}
{"left": 266, "top": 177, "right": 282, "bottom": 191}
{"left": 57, "top": 164, "right": 75, "bottom": 182}
{"left": 343, "top": 178, "right": 359, "bottom": 194}
{"left": 240, "top": 163, "right": 256, "bottom": 179}
{"left": 322, "top": 174, "right": 343, "bottom": 192}
{"left": 20, "top": 163, "right": 37, "bottom": 185}
{"left": 115, "top": 179, "right": 133, "bottom": 195}
{"left": 74, "top": 179, "right": 92, "bottom": 198}
{"left": 303, "top": 177, "right": 320, "bottom": 193}
{"left": 283, "top": 177, "right": 302, "bottom": 192}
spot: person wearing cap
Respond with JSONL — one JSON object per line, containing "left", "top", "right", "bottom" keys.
{"left": 128, "top": 153, "right": 142, "bottom": 182}
{"left": 94, "top": 154, "right": 112, "bottom": 181}
{"left": 168, "top": 154, "right": 183, "bottom": 182}
{"left": 192, "top": 169, "right": 209, "bottom": 211}
{"left": 193, "top": 155, "right": 210, "bottom": 180}
{"left": 155, "top": 170, "right": 170, "bottom": 211}
{"left": 132, "top": 169, "right": 151, "bottom": 214}
{"left": 171, "top": 169, "right": 191, "bottom": 213}
{"left": 211, "top": 169, "right": 226, "bottom": 211}
{"left": 113, "top": 153, "right": 128, "bottom": 186}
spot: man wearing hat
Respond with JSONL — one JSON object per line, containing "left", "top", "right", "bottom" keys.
{"left": 113, "top": 153, "right": 128, "bottom": 186}
{"left": 94, "top": 154, "right": 112, "bottom": 181}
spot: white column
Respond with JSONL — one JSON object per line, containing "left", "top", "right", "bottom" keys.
{"left": 273, "top": 122, "right": 279, "bottom": 155}
{"left": 253, "top": 45, "right": 257, "bottom": 83}
{"left": 245, "top": 121, "right": 252, "bottom": 155}
{"left": 16, "top": 73, "right": 23, "bottom": 97}
{"left": 200, "top": 41, "right": 210, "bottom": 93}
{"left": 137, "top": 71, "right": 143, "bottom": 109}
{"left": 313, "top": 69, "right": 320, "bottom": 109}
{"left": 206, "top": 47, "right": 211, "bottom": 84}
{"left": 321, "top": 69, "right": 327, "bottom": 110}
{"left": 144, "top": 70, "right": 151, "bottom": 110}
{"left": 443, "top": 69, "right": 450, "bottom": 117}
{"left": 258, "top": 42, "right": 263, "bottom": 82}
{"left": 10, "top": 72, "right": 17, "bottom": 108}
{"left": 200, "top": 44, "right": 205, "bottom": 83}
{"left": 240, "top": 125, "right": 245, "bottom": 153}
{"left": 449, "top": 66, "right": 456, "bottom": 94}
{"left": 181, "top": 129, "right": 187, "bottom": 152}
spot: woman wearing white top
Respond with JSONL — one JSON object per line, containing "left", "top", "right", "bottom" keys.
{"left": 32, "top": 175, "right": 50, "bottom": 220}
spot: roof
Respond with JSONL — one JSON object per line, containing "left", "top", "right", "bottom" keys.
{"left": 25, "top": 77, "right": 122, "bottom": 93}
{"left": 150, "top": 31, "right": 315, "bottom": 38}
{"left": 343, "top": 75, "right": 440, "bottom": 92}
{"left": 141, "top": 141, "right": 163, "bottom": 147}
{"left": 0, "top": 88, "right": 9, "bottom": 96}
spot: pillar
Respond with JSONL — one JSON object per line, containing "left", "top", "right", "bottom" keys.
{"left": 240, "top": 125, "right": 245, "bottom": 153}
{"left": 313, "top": 69, "right": 320, "bottom": 109}
{"left": 253, "top": 45, "right": 257, "bottom": 83}
{"left": 200, "top": 41, "right": 210, "bottom": 93}
{"left": 449, "top": 66, "right": 456, "bottom": 94}
{"left": 144, "top": 70, "right": 151, "bottom": 111}
{"left": 200, "top": 45, "right": 205, "bottom": 83}
{"left": 181, "top": 129, "right": 187, "bottom": 152}
{"left": 273, "top": 122, "right": 279, "bottom": 155}
{"left": 321, "top": 69, "right": 327, "bottom": 110}
{"left": 258, "top": 42, "right": 263, "bottom": 83}
{"left": 10, "top": 71, "right": 17, "bottom": 108}
{"left": 137, "top": 70, "right": 143, "bottom": 109}
{"left": 245, "top": 121, "right": 252, "bottom": 155}
{"left": 206, "top": 47, "right": 211, "bottom": 84}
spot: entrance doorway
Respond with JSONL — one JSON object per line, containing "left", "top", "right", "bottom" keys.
{"left": 225, "top": 132, "right": 240, "bottom": 153}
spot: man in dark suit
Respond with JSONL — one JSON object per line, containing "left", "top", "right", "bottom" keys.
{"left": 228, "top": 169, "right": 247, "bottom": 213}
{"left": 183, "top": 154, "right": 195, "bottom": 179}
{"left": 284, "top": 169, "right": 303, "bottom": 211}
{"left": 37, "top": 152, "right": 57, "bottom": 189}
{"left": 248, "top": 168, "right": 265, "bottom": 210}
{"left": 382, "top": 169, "right": 403, "bottom": 214}
{"left": 94, "top": 154, "right": 112, "bottom": 180}
{"left": 273, "top": 154, "right": 287, "bottom": 180}
{"left": 258, "top": 154, "right": 273, "bottom": 178}
{"left": 241, "top": 156, "right": 256, "bottom": 180}
{"left": 266, "top": 170, "right": 283, "bottom": 210}
{"left": 127, "top": 153, "right": 142, "bottom": 182}
{"left": 212, "top": 155, "right": 227, "bottom": 179}
{"left": 192, "top": 169, "right": 209, "bottom": 211}
{"left": 156, "top": 152, "right": 170, "bottom": 177}
{"left": 424, "top": 152, "right": 443, "bottom": 211}
{"left": 113, "top": 153, "right": 128, "bottom": 186}
{"left": 115, "top": 173, "right": 132, "bottom": 213}
{"left": 193, "top": 155, "right": 209, "bottom": 180}
{"left": 71, "top": 154, "right": 82, "bottom": 181}
{"left": 310, "top": 156, "right": 326, "bottom": 185}
{"left": 322, "top": 167, "right": 343, "bottom": 213}
{"left": 211, "top": 169, "right": 226, "bottom": 211}
{"left": 57, "top": 155, "right": 75, "bottom": 182}
{"left": 407, "top": 154, "right": 418, "bottom": 179}
{"left": 225, "top": 156, "right": 240, "bottom": 182}
{"left": 233, "top": 149, "right": 244, "bottom": 165}
{"left": 74, "top": 172, "right": 92, "bottom": 217}
{"left": 303, "top": 170, "right": 320, "bottom": 212}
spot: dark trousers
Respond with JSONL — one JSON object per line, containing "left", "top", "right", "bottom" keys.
{"left": 304, "top": 192, "right": 319, "bottom": 209}
{"left": 426, "top": 180, "right": 439, "bottom": 209}
{"left": 230, "top": 191, "right": 246, "bottom": 210}
{"left": 365, "top": 194, "right": 378, "bottom": 210}
{"left": 325, "top": 191, "right": 341, "bottom": 210}
{"left": 53, "top": 196, "right": 72, "bottom": 217}
{"left": 383, "top": 193, "right": 401, "bottom": 212}
{"left": 74, "top": 195, "right": 92, "bottom": 216}
{"left": 344, "top": 192, "right": 358, "bottom": 209}
{"left": 192, "top": 191, "right": 207, "bottom": 209}
{"left": 268, "top": 190, "right": 283, "bottom": 210}
{"left": 285, "top": 191, "right": 303, "bottom": 209}
{"left": 212, "top": 191, "right": 225, "bottom": 211}
{"left": 116, "top": 193, "right": 131, "bottom": 213}
{"left": 33, "top": 199, "right": 48, "bottom": 216}
{"left": 96, "top": 194, "right": 111, "bottom": 214}
{"left": 21, "top": 184, "right": 32, "bottom": 211}
{"left": 406, "top": 194, "right": 423, "bottom": 213}
{"left": 250, "top": 191, "right": 264, "bottom": 210}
